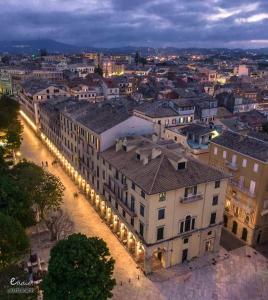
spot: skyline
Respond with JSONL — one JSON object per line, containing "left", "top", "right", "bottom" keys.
{"left": 1, "top": 0, "right": 268, "bottom": 48}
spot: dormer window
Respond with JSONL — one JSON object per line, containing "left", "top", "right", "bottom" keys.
{"left": 136, "top": 153, "right": 141, "bottom": 160}
{"left": 178, "top": 162, "right": 186, "bottom": 170}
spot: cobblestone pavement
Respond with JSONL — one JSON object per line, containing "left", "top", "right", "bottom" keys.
{"left": 20, "top": 118, "right": 268, "bottom": 300}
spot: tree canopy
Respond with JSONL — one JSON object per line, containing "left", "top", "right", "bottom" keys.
{"left": 43, "top": 234, "right": 116, "bottom": 300}
{"left": 0, "top": 160, "right": 64, "bottom": 227}
{"left": 11, "top": 161, "right": 65, "bottom": 220}
{"left": 94, "top": 64, "right": 103, "bottom": 77}
{"left": 0, "top": 213, "right": 29, "bottom": 269}
{"left": 0, "top": 95, "right": 23, "bottom": 152}
{"left": 0, "top": 171, "right": 35, "bottom": 227}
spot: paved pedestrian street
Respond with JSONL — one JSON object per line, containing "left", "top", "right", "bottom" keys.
{"left": 20, "top": 118, "right": 268, "bottom": 300}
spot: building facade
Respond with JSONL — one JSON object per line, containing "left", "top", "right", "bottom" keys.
{"left": 209, "top": 131, "right": 268, "bottom": 245}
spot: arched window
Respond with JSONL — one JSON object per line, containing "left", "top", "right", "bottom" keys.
{"left": 185, "top": 215, "right": 191, "bottom": 232}
{"left": 242, "top": 228, "right": 248, "bottom": 241}
{"left": 223, "top": 215, "right": 228, "bottom": 227}
{"left": 232, "top": 221, "right": 238, "bottom": 234}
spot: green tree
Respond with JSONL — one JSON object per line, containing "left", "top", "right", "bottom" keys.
{"left": 0, "top": 95, "right": 20, "bottom": 129}
{"left": 43, "top": 234, "right": 116, "bottom": 300}
{"left": 94, "top": 64, "right": 103, "bottom": 77}
{"left": 0, "top": 213, "right": 29, "bottom": 269}
{"left": 0, "top": 95, "right": 23, "bottom": 153}
{"left": 12, "top": 161, "right": 64, "bottom": 220}
{"left": 0, "top": 173, "right": 36, "bottom": 228}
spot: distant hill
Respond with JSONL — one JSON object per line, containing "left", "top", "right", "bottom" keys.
{"left": 0, "top": 39, "right": 81, "bottom": 54}
{"left": 0, "top": 39, "right": 268, "bottom": 56}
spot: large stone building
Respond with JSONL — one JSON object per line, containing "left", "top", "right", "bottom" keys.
{"left": 38, "top": 97, "right": 229, "bottom": 274}
{"left": 100, "top": 136, "right": 229, "bottom": 273}
{"left": 209, "top": 131, "right": 268, "bottom": 245}
{"left": 18, "top": 79, "right": 69, "bottom": 127}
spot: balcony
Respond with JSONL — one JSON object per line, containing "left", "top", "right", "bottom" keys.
{"left": 230, "top": 196, "right": 254, "bottom": 214}
{"left": 103, "top": 183, "right": 136, "bottom": 217}
{"left": 116, "top": 198, "right": 137, "bottom": 217}
{"left": 230, "top": 179, "right": 256, "bottom": 198}
{"left": 180, "top": 194, "right": 203, "bottom": 204}
{"left": 226, "top": 161, "right": 238, "bottom": 171}
{"left": 103, "top": 183, "right": 116, "bottom": 198}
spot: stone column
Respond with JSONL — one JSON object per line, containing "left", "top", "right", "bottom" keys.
{"left": 144, "top": 255, "right": 153, "bottom": 275}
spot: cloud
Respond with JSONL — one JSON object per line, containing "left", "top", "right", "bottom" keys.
{"left": 0, "top": 0, "right": 267, "bottom": 48}
{"left": 236, "top": 13, "right": 268, "bottom": 24}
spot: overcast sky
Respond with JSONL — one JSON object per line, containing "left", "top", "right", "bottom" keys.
{"left": 1, "top": 0, "right": 268, "bottom": 48}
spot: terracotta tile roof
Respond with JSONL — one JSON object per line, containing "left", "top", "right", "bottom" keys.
{"left": 101, "top": 136, "right": 228, "bottom": 194}
{"left": 212, "top": 131, "right": 268, "bottom": 162}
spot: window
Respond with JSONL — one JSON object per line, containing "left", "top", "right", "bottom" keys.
{"left": 183, "top": 238, "right": 189, "bottom": 244}
{"left": 184, "top": 185, "right": 197, "bottom": 197}
{"left": 139, "top": 222, "right": 144, "bottom": 237}
{"left": 130, "top": 195, "right": 135, "bottom": 212}
{"left": 122, "top": 210, "right": 126, "bottom": 218}
{"left": 212, "top": 195, "right": 218, "bottom": 206}
{"left": 141, "top": 190, "right": 145, "bottom": 198}
{"left": 136, "top": 153, "right": 141, "bottom": 160}
{"left": 159, "top": 192, "right": 166, "bottom": 201}
{"left": 242, "top": 228, "right": 248, "bottom": 241}
{"left": 131, "top": 218, "right": 134, "bottom": 226}
{"left": 213, "top": 146, "right": 218, "bottom": 155}
{"left": 185, "top": 215, "right": 191, "bottom": 231}
{"left": 232, "top": 221, "right": 237, "bottom": 234}
{"left": 223, "top": 151, "right": 227, "bottom": 159}
{"left": 242, "top": 159, "right": 247, "bottom": 168}
{"left": 253, "top": 163, "right": 259, "bottom": 173}
{"left": 210, "top": 212, "right": 216, "bottom": 225}
{"left": 140, "top": 204, "right": 145, "bottom": 217}
{"left": 131, "top": 182, "right": 135, "bottom": 190}
{"left": 115, "top": 202, "right": 118, "bottom": 210}
{"left": 178, "top": 162, "right": 186, "bottom": 170}
{"left": 157, "top": 227, "right": 164, "bottom": 241}
{"left": 223, "top": 215, "right": 228, "bottom": 227}
{"left": 249, "top": 180, "right": 256, "bottom": 195}
{"left": 158, "top": 208, "right": 165, "bottom": 220}
{"left": 208, "top": 231, "right": 212, "bottom": 235}
{"left": 231, "top": 154, "right": 237, "bottom": 165}
{"left": 180, "top": 215, "right": 196, "bottom": 233}
{"left": 215, "top": 181, "right": 220, "bottom": 189}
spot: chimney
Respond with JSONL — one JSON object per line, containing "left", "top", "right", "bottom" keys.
{"left": 152, "top": 148, "right": 162, "bottom": 159}
{"left": 143, "top": 155, "right": 149, "bottom": 165}
{"left": 115, "top": 139, "right": 123, "bottom": 152}
{"left": 152, "top": 134, "right": 158, "bottom": 143}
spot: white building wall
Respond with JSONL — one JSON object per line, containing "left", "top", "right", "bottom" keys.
{"left": 100, "top": 116, "right": 155, "bottom": 152}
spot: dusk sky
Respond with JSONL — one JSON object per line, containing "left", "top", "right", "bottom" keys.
{"left": 1, "top": 0, "right": 268, "bottom": 48}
